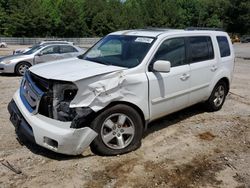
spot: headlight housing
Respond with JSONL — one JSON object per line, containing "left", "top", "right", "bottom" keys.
{"left": 52, "top": 82, "right": 78, "bottom": 121}
{"left": 2, "top": 60, "right": 12, "bottom": 64}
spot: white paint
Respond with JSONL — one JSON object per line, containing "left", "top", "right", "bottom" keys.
{"left": 12, "top": 29, "right": 235, "bottom": 155}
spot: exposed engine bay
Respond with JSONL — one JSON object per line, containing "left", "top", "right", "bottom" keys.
{"left": 29, "top": 71, "right": 94, "bottom": 128}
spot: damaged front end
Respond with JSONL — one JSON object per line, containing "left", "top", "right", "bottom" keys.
{"left": 30, "top": 72, "right": 96, "bottom": 129}
{"left": 11, "top": 70, "right": 99, "bottom": 155}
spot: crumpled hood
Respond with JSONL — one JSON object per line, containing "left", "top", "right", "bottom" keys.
{"left": 29, "top": 58, "right": 127, "bottom": 82}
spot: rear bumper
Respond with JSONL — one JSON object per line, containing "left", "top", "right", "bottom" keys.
{"left": 8, "top": 90, "right": 98, "bottom": 155}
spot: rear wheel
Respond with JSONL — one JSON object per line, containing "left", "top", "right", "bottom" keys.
{"left": 90, "top": 104, "right": 143, "bottom": 156}
{"left": 15, "top": 62, "right": 31, "bottom": 76}
{"left": 205, "top": 81, "right": 227, "bottom": 111}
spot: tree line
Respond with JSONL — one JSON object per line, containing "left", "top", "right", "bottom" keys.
{"left": 0, "top": 0, "right": 249, "bottom": 37}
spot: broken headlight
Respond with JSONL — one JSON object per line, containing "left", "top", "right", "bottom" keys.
{"left": 52, "top": 82, "right": 78, "bottom": 121}
{"left": 52, "top": 82, "right": 95, "bottom": 127}
{"left": 38, "top": 81, "right": 95, "bottom": 128}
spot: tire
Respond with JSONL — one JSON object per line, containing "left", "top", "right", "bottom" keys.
{"left": 90, "top": 104, "right": 143, "bottom": 156}
{"left": 205, "top": 81, "right": 228, "bottom": 112}
{"left": 15, "top": 62, "right": 31, "bottom": 76}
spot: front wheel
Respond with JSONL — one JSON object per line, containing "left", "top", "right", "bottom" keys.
{"left": 90, "top": 104, "right": 143, "bottom": 156}
{"left": 15, "top": 62, "right": 31, "bottom": 76}
{"left": 205, "top": 81, "right": 227, "bottom": 112}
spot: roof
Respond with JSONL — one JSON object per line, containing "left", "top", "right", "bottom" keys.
{"left": 110, "top": 28, "right": 227, "bottom": 38}
{"left": 110, "top": 29, "right": 184, "bottom": 37}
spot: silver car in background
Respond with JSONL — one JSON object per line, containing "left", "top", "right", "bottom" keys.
{"left": 0, "top": 44, "right": 85, "bottom": 75}
{"left": 13, "top": 41, "right": 74, "bottom": 55}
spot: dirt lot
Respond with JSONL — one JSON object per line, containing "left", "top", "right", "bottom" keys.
{"left": 0, "top": 44, "right": 250, "bottom": 188}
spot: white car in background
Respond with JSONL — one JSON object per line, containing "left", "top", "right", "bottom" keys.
{"left": 8, "top": 28, "right": 235, "bottom": 156}
{"left": 0, "top": 42, "right": 7, "bottom": 48}
{"left": 13, "top": 41, "right": 74, "bottom": 55}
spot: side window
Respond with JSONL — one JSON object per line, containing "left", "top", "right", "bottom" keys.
{"left": 188, "top": 36, "right": 214, "bottom": 63}
{"left": 216, "top": 36, "right": 231, "bottom": 57}
{"left": 40, "top": 46, "right": 59, "bottom": 55}
{"left": 153, "top": 37, "right": 186, "bottom": 67}
{"left": 60, "top": 45, "right": 78, "bottom": 53}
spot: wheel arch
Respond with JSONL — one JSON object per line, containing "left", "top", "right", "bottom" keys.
{"left": 15, "top": 61, "right": 32, "bottom": 69}
{"left": 101, "top": 101, "right": 147, "bottom": 131}
{"left": 210, "top": 73, "right": 231, "bottom": 97}
{"left": 219, "top": 77, "right": 230, "bottom": 94}
{"left": 14, "top": 61, "right": 32, "bottom": 74}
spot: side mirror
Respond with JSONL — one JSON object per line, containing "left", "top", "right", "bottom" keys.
{"left": 153, "top": 60, "right": 171, "bottom": 73}
{"left": 36, "top": 52, "right": 43, "bottom": 56}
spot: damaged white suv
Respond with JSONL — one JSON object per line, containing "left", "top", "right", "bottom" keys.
{"left": 8, "top": 28, "right": 234, "bottom": 155}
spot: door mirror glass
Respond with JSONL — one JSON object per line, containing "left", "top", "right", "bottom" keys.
{"left": 153, "top": 60, "right": 171, "bottom": 73}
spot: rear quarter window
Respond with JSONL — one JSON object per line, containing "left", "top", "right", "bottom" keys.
{"left": 216, "top": 36, "right": 231, "bottom": 57}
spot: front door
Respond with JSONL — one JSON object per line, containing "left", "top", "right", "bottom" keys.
{"left": 34, "top": 45, "right": 60, "bottom": 64}
{"left": 146, "top": 37, "right": 190, "bottom": 120}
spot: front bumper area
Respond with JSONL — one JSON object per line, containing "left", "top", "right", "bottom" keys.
{"left": 8, "top": 90, "right": 98, "bottom": 155}
{"left": 0, "top": 63, "right": 15, "bottom": 73}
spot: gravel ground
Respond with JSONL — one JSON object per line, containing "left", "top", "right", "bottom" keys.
{"left": 0, "top": 44, "right": 250, "bottom": 188}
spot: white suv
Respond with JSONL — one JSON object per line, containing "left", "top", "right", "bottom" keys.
{"left": 8, "top": 28, "right": 235, "bottom": 156}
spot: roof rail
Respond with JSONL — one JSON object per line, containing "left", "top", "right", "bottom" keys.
{"left": 185, "top": 27, "right": 224, "bottom": 31}
{"left": 141, "top": 27, "right": 173, "bottom": 31}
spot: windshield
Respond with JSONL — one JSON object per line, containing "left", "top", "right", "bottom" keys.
{"left": 80, "top": 35, "right": 155, "bottom": 68}
{"left": 23, "top": 45, "right": 43, "bottom": 55}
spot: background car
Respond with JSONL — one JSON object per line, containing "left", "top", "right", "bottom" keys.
{"left": 13, "top": 40, "right": 74, "bottom": 55}
{"left": 230, "top": 35, "right": 240, "bottom": 43}
{"left": 0, "top": 43, "right": 85, "bottom": 75}
{"left": 241, "top": 36, "right": 250, "bottom": 43}
{"left": 0, "top": 42, "right": 7, "bottom": 48}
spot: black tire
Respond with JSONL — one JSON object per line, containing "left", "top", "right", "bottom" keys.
{"left": 205, "top": 81, "right": 228, "bottom": 112}
{"left": 90, "top": 104, "right": 143, "bottom": 156}
{"left": 15, "top": 62, "right": 31, "bottom": 76}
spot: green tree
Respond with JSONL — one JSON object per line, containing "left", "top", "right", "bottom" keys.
{"left": 0, "top": 0, "right": 249, "bottom": 37}
{"left": 57, "top": 0, "right": 87, "bottom": 37}
{"left": 225, "top": 0, "right": 250, "bottom": 34}
{"left": 0, "top": 4, "right": 6, "bottom": 35}
{"left": 121, "top": 0, "right": 145, "bottom": 29}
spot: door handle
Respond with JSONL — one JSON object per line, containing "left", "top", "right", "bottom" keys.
{"left": 180, "top": 73, "right": 190, "bottom": 81}
{"left": 211, "top": 65, "right": 218, "bottom": 72}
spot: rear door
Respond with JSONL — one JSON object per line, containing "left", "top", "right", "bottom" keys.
{"left": 59, "top": 45, "right": 79, "bottom": 60}
{"left": 187, "top": 36, "right": 216, "bottom": 105}
{"left": 147, "top": 37, "right": 190, "bottom": 120}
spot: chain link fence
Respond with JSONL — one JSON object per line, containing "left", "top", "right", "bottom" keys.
{"left": 0, "top": 37, "right": 100, "bottom": 47}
